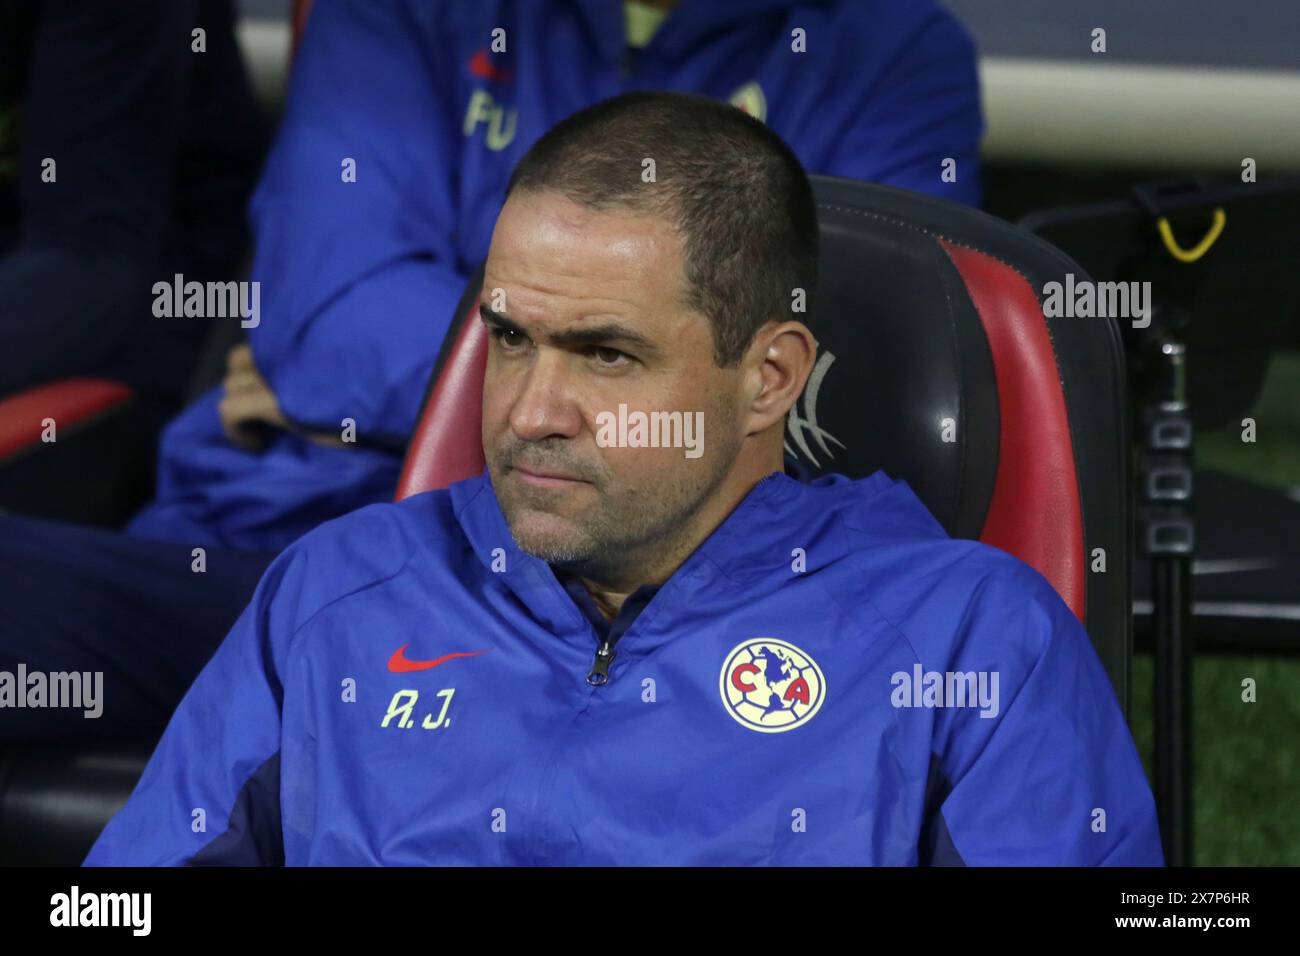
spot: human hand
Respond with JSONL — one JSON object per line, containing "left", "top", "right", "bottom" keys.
{"left": 218, "top": 343, "right": 289, "bottom": 451}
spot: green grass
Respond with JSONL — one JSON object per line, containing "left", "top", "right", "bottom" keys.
{"left": 1131, "top": 654, "right": 1300, "bottom": 865}
{"left": 1128, "top": 353, "right": 1300, "bottom": 865}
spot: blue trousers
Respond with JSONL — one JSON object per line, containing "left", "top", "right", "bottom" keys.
{"left": 0, "top": 513, "right": 274, "bottom": 741}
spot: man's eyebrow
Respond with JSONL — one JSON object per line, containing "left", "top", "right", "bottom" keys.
{"left": 478, "top": 302, "right": 661, "bottom": 355}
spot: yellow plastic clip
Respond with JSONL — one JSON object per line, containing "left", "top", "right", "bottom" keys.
{"left": 1156, "top": 207, "right": 1226, "bottom": 263}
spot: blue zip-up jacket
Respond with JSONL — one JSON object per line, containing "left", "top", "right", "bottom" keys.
{"left": 126, "top": 0, "right": 984, "bottom": 552}
{"left": 88, "top": 466, "right": 1164, "bottom": 866}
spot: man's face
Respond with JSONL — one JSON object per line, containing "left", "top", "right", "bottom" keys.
{"left": 481, "top": 190, "right": 748, "bottom": 575}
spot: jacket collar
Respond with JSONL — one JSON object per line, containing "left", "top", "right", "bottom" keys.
{"left": 449, "top": 461, "right": 809, "bottom": 640}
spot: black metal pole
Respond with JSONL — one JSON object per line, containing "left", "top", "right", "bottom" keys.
{"left": 1142, "top": 338, "right": 1195, "bottom": 866}
{"left": 1152, "top": 553, "right": 1194, "bottom": 865}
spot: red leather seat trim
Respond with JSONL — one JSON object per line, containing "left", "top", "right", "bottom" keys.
{"left": 395, "top": 304, "right": 488, "bottom": 498}
{"left": 940, "top": 239, "right": 1086, "bottom": 620}
{"left": 0, "top": 379, "right": 134, "bottom": 462}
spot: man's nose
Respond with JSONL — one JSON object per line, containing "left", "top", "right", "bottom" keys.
{"left": 509, "top": 351, "right": 582, "bottom": 442}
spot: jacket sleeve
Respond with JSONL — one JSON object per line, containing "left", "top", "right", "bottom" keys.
{"left": 82, "top": 549, "right": 304, "bottom": 866}
{"left": 246, "top": 0, "right": 467, "bottom": 446}
{"left": 821, "top": 3, "right": 985, "bottom": 207}
{"left": 920, "top": 566, "right": 1165, "bottom": 866}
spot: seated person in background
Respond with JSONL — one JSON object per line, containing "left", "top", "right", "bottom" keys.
{"left": 86, "top": 92, "right": 1162, "bottom": 866}
{"left": 1, "top": 0, "right": 986, "bottom": 741}
{"left": 0, "top": 0, "right": 265, "bottom": 420}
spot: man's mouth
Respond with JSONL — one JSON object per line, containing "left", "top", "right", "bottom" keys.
{"left": 512, "top": 463, "right": 591, "bottom": 489}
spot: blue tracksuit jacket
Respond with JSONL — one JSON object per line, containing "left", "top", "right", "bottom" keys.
{"left": 127, "top": 0, "right": 985, "bottom": 552}
{"left": 87, "top": 467, "right": 1164, "bottom": 865}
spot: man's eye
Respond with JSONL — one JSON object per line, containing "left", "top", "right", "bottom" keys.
{"left": 590, "top": 346, "right": 630, "bottom": 368}
{"left": 492, "top": 327, "right": 527, "bottom": 349}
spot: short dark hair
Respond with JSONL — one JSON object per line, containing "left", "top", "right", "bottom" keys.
{"left": 503, "top": 91, "right": 818, "bottom": 368}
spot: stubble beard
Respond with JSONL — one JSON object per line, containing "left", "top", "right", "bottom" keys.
{"left": 493, "top": 407, "right": 740, "bottom": 578}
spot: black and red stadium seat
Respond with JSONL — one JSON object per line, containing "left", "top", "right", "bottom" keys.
{"left": 0, "top": 176, "right": 1132, "bottom": 864}
{"left": 0, "top": 378, "right": 156, "bottom": 526}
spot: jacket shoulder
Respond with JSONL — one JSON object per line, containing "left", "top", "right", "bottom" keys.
{"left": 262, "top": 491, "right": 461, "bottom": 638}
{"left": 830, "top": 475, "right": 1073, "bottom": 662}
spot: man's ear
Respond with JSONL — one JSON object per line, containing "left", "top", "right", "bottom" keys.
{"left": 745, "top": 321, "right": 817, "bottom": 434}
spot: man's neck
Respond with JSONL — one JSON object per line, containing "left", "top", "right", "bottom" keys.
{"left": 568, "top": 450, "right": 788, "bottom": 619}
{"left": 585, "top": 582, "right": 633, "bottom": 622}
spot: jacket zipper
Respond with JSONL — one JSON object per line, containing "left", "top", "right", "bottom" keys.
{"left": 586, "top": 638, "right": 616, "bottom": 686}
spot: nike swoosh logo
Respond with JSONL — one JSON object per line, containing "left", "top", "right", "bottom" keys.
{"left": 387, "top": 645, "right": 489, "bottom": 673}
{"left": 469, "top": 48, "right": 513, "bottom": 83}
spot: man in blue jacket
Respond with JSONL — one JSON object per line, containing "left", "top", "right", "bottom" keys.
{"left": 86, "top": 91, "right": 1162, "bottom": 866}
{"left": 4, "top": 0, "right": 985, "bottom": 740}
